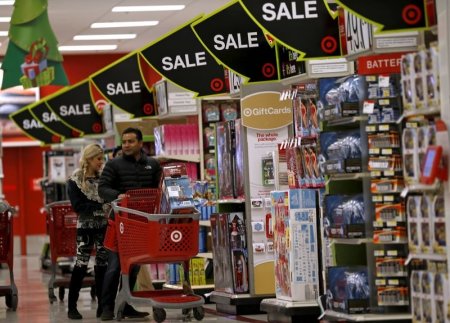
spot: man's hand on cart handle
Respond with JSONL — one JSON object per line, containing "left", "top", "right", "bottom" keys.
{"left": 118, "top": 194, "right": 128, "bottom": 199}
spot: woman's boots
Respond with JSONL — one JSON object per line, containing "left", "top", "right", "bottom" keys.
{"left": 67, "top": 265, "right": 87, "bottom": 320}
{"left": 95, "top": 265, "right": 107, "bottom": 318}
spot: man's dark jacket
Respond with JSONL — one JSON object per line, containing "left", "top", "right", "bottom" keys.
{"left": 98, "top": 152, "right": 161, "bottom": 203}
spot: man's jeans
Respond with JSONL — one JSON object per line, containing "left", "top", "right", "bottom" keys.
{"left": 101, "top": 249, "right": 139, "bottom": 312}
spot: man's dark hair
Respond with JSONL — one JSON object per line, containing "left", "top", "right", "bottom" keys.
{"left": 122, "top": 127, "right": 143, "bottom": 141}
{"left": 112, "top": 145, "right": 122, "bottom": 158}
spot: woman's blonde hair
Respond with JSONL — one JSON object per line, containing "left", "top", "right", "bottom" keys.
{"left": 79, "top": 143, "right": 104, "bottom": 190}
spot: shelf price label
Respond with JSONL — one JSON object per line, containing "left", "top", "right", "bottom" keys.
{"left": 341, "top": 8, "right": 373, "bottom": 56}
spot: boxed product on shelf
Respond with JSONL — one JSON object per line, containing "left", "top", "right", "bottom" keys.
{"left": 202, "top": 100, "right": 221, "bottom": 123}
{"left": 324, "top": 194, "right": 365, "bottom": 239}
{"left": 232, "top": 119, "right": 245, "bottom": 199}
{"left": 154, "top": 124, "right": 199, "bottom": 156}
{"left": 432, "top": 194, "right": 446, "bottom": 254}
{"left": 373, "top": 226, "right": 407, "bottom": 244}
{"left": 160, "top": 164, "right": 196, "bottom": 214}
{"left": 421, "top": 272, "right": 436, "bottom": 323}
{"left": 433, "top": 273, "right": 450, "bottom": 323}
{"left": 271, "top": 189, "right": 319, "bottom": 302}
{"left": 220, "top": 101, "right": 240, "bottom": 121}
{"left": 292, "top": 81, "right": 320, "bottom": 137}
{"left": 424, "top": 47, "right": 440, "bottom": 108}
{"left": 407, "top": 195, "right": 422, "bottom": 253}
{"left": 319, "top": 131, "right": 362, "bottom": 174}
{"left": 411, "top": 271, "right": 422, "bottom": 323}
{"left": 375, "top": 203, "right": 405, "bottom": 222}
{"left": 370, "top": 179, "right": 404, "bottom": 194}
{"left": 326, "top": 266, "right": 370, "bottom": 314}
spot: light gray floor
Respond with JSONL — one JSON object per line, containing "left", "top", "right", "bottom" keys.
{"left": 0, "top": 255, "right": 269, "bottom": 322}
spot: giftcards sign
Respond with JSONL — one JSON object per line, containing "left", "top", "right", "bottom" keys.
{"left": 192, "top": 1, "right": 278, "bottom": 83}
{"left": 335, "top": 0, "right": 428, "bottom": 32}
{"left": 241, "top": 91, "right": 293, "bottom": 130}
{"left": 10, "top": 108, "right": 62, "bottom": 145}
{"left": 91, "top": 54, "right": 156, "bottom": 118}
{"left": 239, "top": 0, "right": 341, "bottom": 59}
{"left": 46, "top": 80, "right": 104, "bottom": 135}
{"left": 140, "top": 19, "right": 227, "bottom": 97}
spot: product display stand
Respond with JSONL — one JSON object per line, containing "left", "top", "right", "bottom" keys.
{"left": 260, "top": 298, "right": 319, "bottom": 323}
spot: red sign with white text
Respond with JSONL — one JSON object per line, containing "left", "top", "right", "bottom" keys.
{"left": 357, "top": 52, "right": 408, "bottom": 75}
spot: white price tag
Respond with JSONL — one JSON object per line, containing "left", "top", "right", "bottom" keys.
{"left": 378, "top": 75, "right": 390, "bottom": 88}
{"left": 363, "top": 100, "right": 375, "bottom": 114}
{"left": 167, "top": 186, "right": 180, "bottom": 197}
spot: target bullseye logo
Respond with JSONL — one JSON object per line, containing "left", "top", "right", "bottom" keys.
{"left": 321, "top": 36, "right": 338, "bottom": 54}
{"left": 119, "top": 222, "right": 124, "bottom": 234}
{"left": 210, "top": 78, "right": 225, "bottom": 92}
{"left": 262, "top": 63, "right": 276, "bottom": 78}
{"left": 170, "top": 230, "right": 183, "bottom": 243}
{"left": 402, "top": 5, "right": 422, "bottom": 25}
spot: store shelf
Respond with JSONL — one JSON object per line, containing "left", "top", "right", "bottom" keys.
{"left": 326, "top": 115, "right": 368, "bottom": 127}
{"left": 260, "top": 298, "right": 320, "bottom": 319}
{"left": 400, "top": 181, "right": 440, "bottom": 197}
{"left": 280, "top": 73, "right": 309, "bottom": 86}
{"left": 197, "top": 252, "right": 213, "bottom": 259}
{"left": 327, "top": 172, "right": 371, "bottom": 182}
{"left": 405, "top": 253, "right": 447, "bottom": 265}
{"left": 155, "top": 154, "right": 200, "bottom": 163}
{"left": 217, "top": 198, "right": 246, "bottom": 204}
{"left": 163, "top": 283, "right": 214, "bottom": 290}
{"left": 324, "top": 310, "right": 412, "bottom": 322}
{"left": 330, "top": 238, "right": 372, "bottom": 245}
{"left": 199, "top": 220, "right": 211, "bottom": 227}
{"left": 397, "top": 106, "right": 441, "bottom": 122}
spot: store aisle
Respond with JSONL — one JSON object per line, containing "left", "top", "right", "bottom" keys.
{"left": 0, "top": 256, "right": 269, "bottom": 323}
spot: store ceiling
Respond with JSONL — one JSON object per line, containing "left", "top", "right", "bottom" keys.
{"left": 0, "top": 0, "right": 230, "bottom": 57}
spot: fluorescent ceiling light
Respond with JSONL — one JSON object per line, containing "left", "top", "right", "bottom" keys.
{"left": 59, "top": 45, "right": 118, "bottom": 51}
{"left": 0, "top": 1, "right": 14, "bottom": 6}
{"left": 112, "top": 5, "right": 185, "bottom": 12}
{"left": 0, "top": 17, "right": 11, "bottom": 22}
{"left": 91, "top": 21, "right": 159, "bottom": 28}
{"left": 0, "top": 31, "right": 7, "bottom": 36}
{"left": 74, "top": 34, "right": 136, "bottom": 40}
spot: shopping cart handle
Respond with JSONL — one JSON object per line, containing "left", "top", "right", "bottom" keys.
{"left": 111, "top": 202, "right": 199, "bottom": 221}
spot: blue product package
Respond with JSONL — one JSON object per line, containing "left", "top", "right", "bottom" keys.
{"left": 324, "top": 195, "right": 365, "bottom": 238}
{"left": 199, "top": 227, "right": 206, "bottom": 253}
{"left": 169, "top": 264, "right": 176, "bottom": 284}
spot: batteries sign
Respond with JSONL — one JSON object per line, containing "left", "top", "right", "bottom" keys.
{"left": 192, "top": 1, "right": 279, "bottom": 83}
{"left": 239, "top": 0, "right": 341, "bottom": 59}
{"left": 140, "top": 19, "right": 227, "bottom": 97}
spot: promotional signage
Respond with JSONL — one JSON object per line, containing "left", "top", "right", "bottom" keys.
{"left": 239, "top": 0, "right": 341, "bottom": 59}
{"left": 140, "top": 19, "right": 227, "bottom": 97}
{"left": 335, "top": 0, "right": 428, "bottom": 32}
{"left": 29, "top": 102, "right": 81, "bottom": 139}
{"left": 192, "top": 1, "right": 279, "bottom": 83}
{"left": 46, "top": 80, "right": 105, "bottom": 135}
{"left": 241, "top": 91, "right": 293, "bottom": 130}
{"left": 338, "top": 7, "right": 373, "bottom": 56}
{"left": 90, "top": 53, "right": 156, "bottom": 118}
{"left": 10, "top": 107, "right": 62, "bottom": 145}
{"left": 357, "top": 52, "right": 406, "bottom": 75}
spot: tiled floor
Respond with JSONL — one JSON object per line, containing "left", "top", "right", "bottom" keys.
{"left": 0, "top": 256, "right": 269, "bottom": 322}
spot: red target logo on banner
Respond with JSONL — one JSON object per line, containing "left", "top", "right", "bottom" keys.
{"left": 143, "top": 103, "right": 154, "bottom": 115}
{"left": 210, "top": 78, "right": 225, "bottom": 92}
{"left": 262, "top": 63, "right": 276, "bottom": 78}
{"left": 321, "top": 36, "right": 338, "bottom": 54}
{"left": 92, "top": 122, "right": 102, "bottom": 133}
{"left": 402, "top": 5, "right": 422, "bottom": 25}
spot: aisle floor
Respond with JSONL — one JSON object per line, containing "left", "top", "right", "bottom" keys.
{"left": 0, "top": 256, "right": 270, "bottom": 323}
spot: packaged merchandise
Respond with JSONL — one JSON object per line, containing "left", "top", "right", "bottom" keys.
{"left": 324, "top": 195, "right": 365, "bottom": 238}
{"left": 326, "top": 266, "right": 370, "bottom": 314}
{"left": 319, "top": 131, "right": 362, "bottom": 174}
{"left": 160, "top": 164, "right": 196, "bottom": 214}
{"left": 216, "top": 121, "right": 234, "bottom": 200}
{"left": 202, "top": 100, "right": 221, "bottom": 122}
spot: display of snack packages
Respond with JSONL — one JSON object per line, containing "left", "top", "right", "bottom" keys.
{"left": 326, "top": 266, "right": 370, "bottom": 314}
{"left": 160, "top": 163, "right": 197, "bottom": 214}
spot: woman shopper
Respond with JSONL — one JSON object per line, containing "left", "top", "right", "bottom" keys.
{"left": 66, "top": 144, "right": 109, "bottom": 320}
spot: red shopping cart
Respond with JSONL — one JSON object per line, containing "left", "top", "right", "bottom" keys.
{"left": 44, "top": 201, "right": 95, "bottom": 303}
{"left": 0, "top": 204, "right": 18, "bottom": 311}
{"left": 112, "top": 188, "right": 205, "bottom": 322}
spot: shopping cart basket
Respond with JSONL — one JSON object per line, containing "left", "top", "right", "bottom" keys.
{"left": 0, "top": 202, "right": 18, "bottom": 311}
{"left": 44, "top": 201, "right": 95, "bottom": 303}
{"left": 112, "top": 188, "right": 205, "bottom": 322}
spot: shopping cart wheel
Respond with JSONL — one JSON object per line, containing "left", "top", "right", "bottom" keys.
{"left": 153, "top": 308, "right": 166, "bottom": 323}
{"left": 58, "top": 287, "right": 65, "bottom": 301}
{"left": 193, "top": 307, "right": 204, "bottom": 321}
{"left": 6, "top": 293, "right": 18, "bottom": 311}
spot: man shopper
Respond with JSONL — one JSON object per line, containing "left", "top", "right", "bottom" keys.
{"left": 98, "top": 127, "right": 161, "bottom": 321}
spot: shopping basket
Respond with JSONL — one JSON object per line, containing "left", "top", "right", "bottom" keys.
{"left": 112, "top": 188, "right": 205, "bottom": 322}
{"left": 44, "top": 201, "right": 95, "bottom": 303}
{"left": 0, "top": 203, "right": 18, "bottom": 311}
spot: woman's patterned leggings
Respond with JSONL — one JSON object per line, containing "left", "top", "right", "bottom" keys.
{"left": 74, "top": 215, "right": 108, "bottom": 267}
